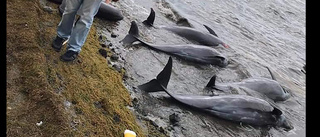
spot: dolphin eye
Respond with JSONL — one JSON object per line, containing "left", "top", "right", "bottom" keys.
{"left": 214, "top": 56, "right": 225, "bottom": 61}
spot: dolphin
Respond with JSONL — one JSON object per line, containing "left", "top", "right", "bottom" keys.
{"left": 120, "top": 21, "right": 228, "bottom": 67}
{"left": 205, "top": 67, "right": 291, "bottom": 102}
{"left": 138, "top": 57, "right": 293, "bottom": 130}
{"left": 52, "top": 0, "right": 123, "bottom": 21}
{"left": 142, "top": 8, "right": 229, "bottom": 48}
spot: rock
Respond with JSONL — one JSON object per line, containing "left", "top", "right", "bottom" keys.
{"left": 110, "top": 54, "right": 119, "bottom": 61}
{"left": 110, "top": 48, "right": 116, "bottom": 52}
{"left": 169, "top": 113, "right": 180, "bottom": 126}
{"left": 98, "top": 49, "right": 108, "bottom": 58}
{"left": 113, "top": 114, "right": 121, "bottom": 123}
{"left": 98, "top": 35, "right": 107, "bottom": 42}
{"left": 77, "top": 59, "right": 82, "bottom": 64}
{"left": 43, "top": 6, "right": 53, "bottom": 13}
{"left": 122, "top": 71, "right": 129, "bottom": 80}
{"left": 99, "top": 35, "right": 103, "bottom": 40}
{"left": 108, "top": 42, "right": 113, "bottom": 47}
{"left": 94, "top": 101, "right": 102, "bottom": 109}
{"left": 101, "top": 42, "right": 112, "bottom": 48}
{"left": 132, "top": 97, "right": 138, "bottom": 105}
{"left": 64, "top": 100, "right": 72, "bottom": 108}
{"left": 107, "top": 57, "right": 113, "bottom": 65}
{"left": 148, "top": 117, "right": 168, "bottom": 134}
{"left": 111, "top": 32, "right": 118, "bottom": 38}
{"left": 71, "top": 100, "right": 77, "bottom": 104}
{"left": 112, "top": 64, "right": 122, "bottom": 72}
{"left": 101, "top": 43, "right": 107, "bottom": 48}
{"left": 75, "top": 107, "right": 83, "bottom": 114}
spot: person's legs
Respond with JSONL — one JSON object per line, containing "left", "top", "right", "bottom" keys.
{"left": 53, "top": 0, "right": 83, "bottom": 52}
{"left": 66, "top": 0, "right": 103, "bottom": 53}
{"left": 60, "top": 0, "right": 103, "bottom": 61}
{"left": 57, "top": 0, "right": 83, "bottom": 39}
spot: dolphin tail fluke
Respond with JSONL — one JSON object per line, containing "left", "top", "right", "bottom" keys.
{"left": 138, "top": 57, "right": 173, "bottom": 92}
{"left": 138, "top": 79, "right": 165, "bottom": 92}
{"left": 142, "top": 8, "right": 155, "bottom": 27}
{"left": 120, "top": 21, "right": 140, "bottom": 45}
{"left": 203, "top": 24, "right": 218, "bottom": 37}
{"left": 206, "top": 75, "right": 216, "bottom": 87}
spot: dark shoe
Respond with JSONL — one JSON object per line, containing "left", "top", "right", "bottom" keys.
{"left": 52, "top": 36, "right": 64, "bottom": 52}
{"left": 60, "top": 50, "right": 78, "bottom": 62}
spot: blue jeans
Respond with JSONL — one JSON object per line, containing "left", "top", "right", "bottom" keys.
{"left": 57, "top": 0, "right": 103, "bottom": 53}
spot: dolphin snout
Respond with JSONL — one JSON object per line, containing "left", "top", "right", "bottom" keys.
{"left": 219, "top": 58, "right": 229, "bottom": 67}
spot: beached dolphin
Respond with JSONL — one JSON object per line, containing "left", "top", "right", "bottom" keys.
{"left": 205, "top": 67, "right": 291, "bottom": 102}
{"left": 138, "top": 57, "right": 293, "bottom": 130}
{"left": 50, "top": 0, "right": 123, "bottom": 21}
{"left": 142, "top": 8, "right": 229, "bottom": 48}
{"left": 120, "top": 21, "right": 228, "bottom": 67}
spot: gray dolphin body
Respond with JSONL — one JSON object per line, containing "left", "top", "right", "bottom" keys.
{"left": 206, "top": 71, "right": 291, "bottom": 102}
{"left": 142, "top": 8, "right": 229, "bottom": 48}
{"left": 138, "top": 57, "right": 293, "bottom": 130}
{"left": 54, "top": 0, "right": 123, "bottom": 21}
{"left": 121, "top": 21, "right": 228, "bottom": 67}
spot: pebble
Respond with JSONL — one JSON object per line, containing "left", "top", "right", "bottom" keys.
{"left": 43, "top": 6, "right": 53, "bottom": 14}
{"left": 98, "top": 49, "right": 108, "bottom": 58}
{"left": 98, "top": 35, "right": 107, "bottom": 42}
{"left": 110, "top": 54, "right": 119, "bottom": 61}
{"left": 112, "top": 64, "right": 122, "bottom": 72}
{"left": 169, "top": 113, "right": 180, "bottom": 126}
{"left": 94, "top": 101, "right": 102, "bottom": 109}
{"left": 113, "top": 114, "right": 121, "bottom": 123}
{"left": 111, "top": 32, "right": 118, "bottom": 38}
{"left": 64, "top": 100, "right": 72, "bottom": 108}
{"left": 101, "top": 43, "right": 107, "bottom": 48}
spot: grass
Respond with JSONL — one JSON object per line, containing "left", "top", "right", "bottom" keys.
{"left": 7, "top": 0, "right": 146, "bottom": 136}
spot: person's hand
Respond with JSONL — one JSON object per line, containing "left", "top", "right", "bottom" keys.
{"left": 105, "top": 0, "right": 111, "bottom": 4}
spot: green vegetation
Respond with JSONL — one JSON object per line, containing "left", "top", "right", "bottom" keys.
{"left": 7, "top": 0, "right": 146, "bottom": 136}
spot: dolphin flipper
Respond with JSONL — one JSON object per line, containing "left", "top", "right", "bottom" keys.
{"left": 143, "top": 8, "right": 155, "bottom": 27}
{"left": 203, "top": 25, "right": 218, "bottom": 37}
{"left": 138, "top": 57, "right": 173, "bottom": 92}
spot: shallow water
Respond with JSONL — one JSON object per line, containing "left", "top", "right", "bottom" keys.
{"left": 95, "top": 0, "right": 305, "bottom": 136}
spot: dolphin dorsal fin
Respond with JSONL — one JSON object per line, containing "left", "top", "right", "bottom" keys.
{"left": 129, "top": 21, "right": 139, "bottom": 37}
{"left": 266, "top": 67, "right": 276, "bottom": 81}
{"left": 143, "top": 8, "right": 155, "bottom": 27}
{"left": 203, "top": 24, "right": 218, "bottom": 37}
{"left": 206, "top": 75, "right": 216, "bottom": 87}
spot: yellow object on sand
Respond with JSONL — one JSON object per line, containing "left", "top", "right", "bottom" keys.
{"left": 124, "top": 129, "right": 136, "bottom": 137}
